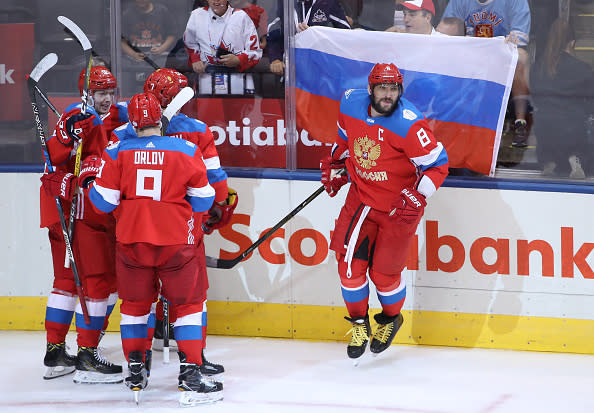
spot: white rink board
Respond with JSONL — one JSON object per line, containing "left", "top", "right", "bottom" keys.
{"left": 1, "top": 173, "right": 593, "bottom": 320}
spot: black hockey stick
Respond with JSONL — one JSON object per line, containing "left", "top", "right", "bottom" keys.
{"left": 162, "top": 298, "right": 170, "bottom": 363}
{"left": 33, "top": 84, "right": 60, "bottom": 117}
{"left": 58, "top": 16, "right": 93, "bottom": 269}
{"left": 27, "top": 53, "right": 91, "bottom": 324}
{"left": 122, "top": 37, "right": 161, "bottom": 70}
{"left": 206, "top": 184, "right": 327, "bottom": 269}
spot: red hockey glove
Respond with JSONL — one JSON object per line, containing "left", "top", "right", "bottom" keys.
{"left": 389, "top": 188, "right": 427, "bottom": 224}
{"left": 320, "top": 156, "right": 347, "bottom": 197}
{"left": 202, "top": 188, "right": 238, "bottom": 234}
{"left": 56, "top": 112, "right": 94, "bottom": 146}
{"left": 78, "top": 155, "right": 102, "bottom": 188}
{"left": 40, "top": 171, "right": 75, "bottom": 201}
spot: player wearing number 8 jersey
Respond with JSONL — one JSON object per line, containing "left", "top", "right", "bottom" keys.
{"left": 87, "top": 93, "right": 222, "bottom": 403}
{"left": 320, "top": 63, "right": 449, "bottom": 360}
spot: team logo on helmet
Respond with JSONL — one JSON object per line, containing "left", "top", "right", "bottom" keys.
{"left": 353, "top": 136, "right": 381, "bottom": 170}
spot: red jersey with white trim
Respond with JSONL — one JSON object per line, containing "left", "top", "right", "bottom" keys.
{"left": 88, "top": 134, "right": 215, "bottom": 246}
{"left": 101, "top": 102, "right": 129, "bottom": 136}
{"left": 40, "top": 104, "right": 107, "bottom": 228}
{"left": 39, "top": 102, "right": 129, "bottom": 228}
{"left": 335, "top": 89, "right": 449, "bottom": 212}
{"left": 111, "top": 113, "right": 229, "bottom": 203}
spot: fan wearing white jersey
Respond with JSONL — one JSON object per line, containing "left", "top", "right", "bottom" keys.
{"left": 183, "top": 0, "right": 262, "bottom": 74}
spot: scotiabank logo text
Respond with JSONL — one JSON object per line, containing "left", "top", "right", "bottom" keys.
{"left": 217, "top": 217, "right": 593, "bottom": 278}
{"left": 209, "top": 119, "right": 330, "bottom": 147}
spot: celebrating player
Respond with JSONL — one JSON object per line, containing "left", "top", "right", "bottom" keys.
{"left": 320, "top": 63, "right": 449, "bottom": 360}
{"left": 40, "top": 66, "right": 124, "bottom": 383}
{"left": 143, "top": 68, "right": 234, "bottom": 376}
{"left": 87, "top": 92, "right": 222, "bottom": 405}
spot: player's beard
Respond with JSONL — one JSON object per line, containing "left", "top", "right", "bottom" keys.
{"left": 370, "top": 93, "right": 399, "bottom": 116}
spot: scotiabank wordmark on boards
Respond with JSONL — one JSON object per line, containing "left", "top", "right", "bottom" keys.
{"left": 215, "top": 217, "right": 594, "bottom": 278}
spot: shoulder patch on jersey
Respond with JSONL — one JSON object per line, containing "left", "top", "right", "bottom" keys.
{"left": 185, "top": 140, "right": 196, "bottom": 148}
{"left": 344, "top": 89, "right": 354, "bottom": 99}
{"left": 146, "top": 141, "right": 156, "bottom": 148}
{"left": 403, "top": 109, "right": 417, "bottom": 121}
{"left": 106, "top": 140, "right": 120, "bottom": 150}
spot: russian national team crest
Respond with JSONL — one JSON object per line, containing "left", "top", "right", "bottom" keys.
{"left": 354, "top": 136, "right": 381, "bottom": 169}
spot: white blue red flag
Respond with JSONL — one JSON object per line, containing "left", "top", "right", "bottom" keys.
{"left": 295, "top": 27, "right": 518, "bottom": 176}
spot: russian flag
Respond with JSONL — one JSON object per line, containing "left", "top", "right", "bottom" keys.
{"left": 295, "top": 27, "right": 518, "bottom": 176}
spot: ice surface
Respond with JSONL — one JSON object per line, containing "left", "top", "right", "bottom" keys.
{"left": 1, "top": 331, "right": 593, "bottom": 412}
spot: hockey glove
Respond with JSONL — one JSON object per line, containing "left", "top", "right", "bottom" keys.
{"left": 320, "top": 156, "right": 348, "bottom": 197}
{"left": 56, "top": 111, "right": 94, "bottom": 146}
{"left": 389, "top": 187, "right": 427, "bottom": 224}
{"left": 40, "top": 171, "right": 75, "bottom": 201}
{"left": 78, "top": 155, "right": 102, "bottom": 188}
{"left": 202, "top": 188, "right": 238, "bottom": 234}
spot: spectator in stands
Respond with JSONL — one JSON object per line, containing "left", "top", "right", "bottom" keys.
{"left": 121, "top": 0, "right": 176, "bottom": 67}
{"left": 230, "top": 0, "right": 268, "bottom": 48}
{"left": 266, "top": 0, "right": 285, "bottom": 76}
{"left": 295, "top": 0, "right": 351, "bottom": 33}
{"left": 339, "top": 0, "right": 363, "bottom": 29}
{"left": 267, "top": 0, "right": 351, "bottom": 76}
{"left": 386, "top": 0, "right": 436, "bottom": 35}
{"left": 184, "top": 0, "right": 261, "bottom": 75}
{"left": 184, "top": 0, "right": 261, "bottom": 95}
{"left": 530, "top": 18, "right": 594, "bottom": 179}
{"left": 436, "top": 17, "right": 464, "bottom": 36}
{"left": 440, "top": 0, "right": 532, "bottom": 148}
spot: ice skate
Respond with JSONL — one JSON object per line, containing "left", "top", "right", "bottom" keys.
{"left": 73, "top": 346, "right": 123, "bottom": 384}
{"left": 178, "top": 352, "right": 223, "bottom": 406}
{"left": 370, "top": 312, "right": 404, "bottom": 354}
{"left": 344, "top": 315, "right": 371, "bottom": 364}
{"left": 125, "top": 351, "right": 148, "bottom": 405}
{"left": 43, "top": 342, "right": 76, "bottom": 379}
{"left": 152, "top": 319, "right": 177, "bottom": 351}
{"left": 200, "top": 349, "right": 224, "bottom": 381}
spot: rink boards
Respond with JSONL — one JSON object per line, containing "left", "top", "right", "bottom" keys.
{"left": 0, "top": 173, "right": 593, "bottom": 354}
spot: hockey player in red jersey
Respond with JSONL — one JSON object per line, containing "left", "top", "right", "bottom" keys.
{"left": 320, "top": 63, "right": 449, "bottom": 360}
{"left": 87, "top": 93, "right": 222, "bottom": 405}
{"left": 40, "top": 66, "right": 123, "bottom": 383}
{"left": 141, "top": 68, "right": 234, "bottom": 377}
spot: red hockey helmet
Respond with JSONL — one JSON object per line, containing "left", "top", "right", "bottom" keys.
{"left": 368, "top": 63, "right": 403, "bottom": 86}
{"left": 144, "top": 68, "right": 188, "bottom": 108}
{"left": 128, "top": 93, "right": 162, "bottom": 130}
{"left": 78, "top": 66, "right": 117, "bottom": 95}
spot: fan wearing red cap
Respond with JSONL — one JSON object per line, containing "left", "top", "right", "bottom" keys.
{"left": 399, "top": 0, "right": 436, "bottom": 35}
{"left": 319, "top": 63, "right": 449, "bottom": 362}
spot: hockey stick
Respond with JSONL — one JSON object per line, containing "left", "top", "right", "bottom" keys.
{"left": 27, "top": 53, "right": 58, "bottom": 171}
{"left": 33, "top": 84, "right": 60, "bottom": 117}
{"left": 27, "top": 53, "right": 91, "bottom": 324}
{"left": 55, "top": 197, "right": 91, "bottom": 324}
{"left": 162, "top": 298, "right": 170, "bottom": 363}
{"left": 206, "top": 184, "right": 328, "bottom": 269}
{"left": 58, "top": 16, "right": 93, "bottom": 269}
{"left": 161, "top": 86, "right": 194, "bottom": 134}
{"left": 122, "top": 37, "right": 161, "bottom": 70}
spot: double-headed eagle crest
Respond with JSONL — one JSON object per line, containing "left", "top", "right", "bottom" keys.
{"left": 353, "top": 135, "right": 381, "bottom": 169}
